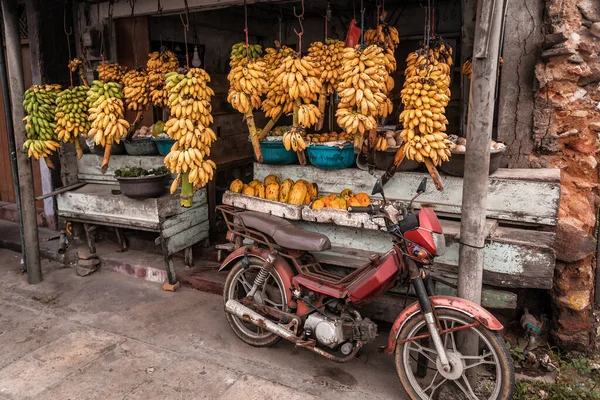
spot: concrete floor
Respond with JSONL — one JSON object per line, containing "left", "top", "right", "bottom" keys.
{"left": 0, "top": 249, "right": 402, "bottom": 400}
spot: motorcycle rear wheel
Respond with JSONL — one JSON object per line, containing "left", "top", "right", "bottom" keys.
{"left": 395, "top": 309, "right": 514, "bottom": 400}
{"left": 223, "top": 258, "right": 288, "bottom": 347}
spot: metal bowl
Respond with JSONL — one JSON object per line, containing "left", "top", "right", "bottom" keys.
{"left": 115, "top": 174, "right": 169, "bottom": 198}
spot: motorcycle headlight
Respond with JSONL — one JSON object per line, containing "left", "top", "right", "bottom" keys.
{"left": 432, "top": 232, "right": 446, "bottom": 257}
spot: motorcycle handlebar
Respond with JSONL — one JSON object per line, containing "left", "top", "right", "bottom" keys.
{"left": 347, "top": 204, "right": 382, "bottom": 214}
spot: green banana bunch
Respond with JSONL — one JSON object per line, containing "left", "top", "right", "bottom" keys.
{"left": 23, "top": 84, "right": 61, "bottom": 161}
{"left": 55, "top": 86, "right": 89, "bottom": 143}
{"left": 230, "top": 42, "right": 263, "bottom": 68}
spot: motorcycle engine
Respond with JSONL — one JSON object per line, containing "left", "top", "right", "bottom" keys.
{"left": 304, "top": 312, "right": 377, "bottom": 349}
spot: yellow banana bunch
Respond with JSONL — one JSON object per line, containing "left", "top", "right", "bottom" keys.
{"left": 55, "top": 86, "right": 89, "bottom": 146}
{"left": 87, "top": 80, "right": 129, "bottom": 147}
{"left": 297, "top": 103, "right": 322, "bottom": 128}
{"left": 335, "top": 45, "right": 392, "bottom": 147}
{"left": 163, "top": 68, "right": 217, "bottom": 201}
{"left": 304, "top": 39, "right": 345, "bottom": 94}
{"left": 229, "top": 42, "right": 263, "bottom": 68}
{"left": 272, "top": 54, "right": 322, "bottom": 102}
{"left": 226, "top": 59, "right": 268, "bottom": 114}
{"left": 462, "top": 56, "right": 503, "bottom": 80}
{"left": 97, "top": 63, "right": 128, "bottom": 84}
{"left": 68, "top": 58, "right": 84, "bottom": 73}
{"left": 22, "top": 84, "right": 61, "bottom": 163}
{"left": 364, "top": 23, "right": 400, "bottom": 51}
{"left": 283, "top": 127, "right": 307, "bottom": 152}
{"left": 399, "top": 42, "right": 454, "bottom": 166}
{"left": 122, "top": 69, "right": 150, "bottom": 112}
{"left": 375, "top": 133, "right": 389, "bottom": 151}
{"left": 261, "top": 44, "right": 295, "bottom": 118}
{"left": 147, "top": 50, "right": 179, "bottom": 108}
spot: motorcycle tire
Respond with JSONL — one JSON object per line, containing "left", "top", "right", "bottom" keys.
{"left": 394, "top": 308, "right": 515, "bottom": 400}
{"left": 223, "top": 258, "right": 288, "bottom": 347}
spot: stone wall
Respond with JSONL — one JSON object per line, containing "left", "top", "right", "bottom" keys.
{"left": 532, "top": 0, "right": 600, "bottom": 349}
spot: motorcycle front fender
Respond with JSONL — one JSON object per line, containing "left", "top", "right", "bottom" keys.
{"left": 382, "top": 296, "right": 504, "bottom": 354}
{"left": 219, "top": 245, "right": 297, "bottom": 308}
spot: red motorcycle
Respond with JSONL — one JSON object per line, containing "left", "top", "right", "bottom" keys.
{"left": 218, "top": 178, "right": 514, "bottom": 399}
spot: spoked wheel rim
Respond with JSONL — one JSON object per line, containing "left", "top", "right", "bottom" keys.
{"left": 402, "top": 314, "right": 502, "bottom": 400}
{"left": 226, "top": 265, "right": 286, "bottom": 340}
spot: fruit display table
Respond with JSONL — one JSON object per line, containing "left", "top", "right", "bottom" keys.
{"left": 56, "top": 154, "right": 209, "bottom": 287}
{"left": 227, "top": 163, "right": 561, "bottom": 309}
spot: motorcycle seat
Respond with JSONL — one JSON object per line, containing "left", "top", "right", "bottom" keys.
{"left": 235, "top": 211, "right": 331, "bottom": 252}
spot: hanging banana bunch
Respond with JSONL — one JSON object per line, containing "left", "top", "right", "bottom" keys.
{"left": 163, "top": 68, "right": 217, "bottom": 207}
{"left": 229, "top": 42, "right": 263, "bottom": 69}
{"left": 68, "top": 58, "right": 89, "bottom": 87}
{"left": 22, "top": 84, "right": 61, "bottom": 168}
{"left": 147, "top": 50, "right": 179, "bottom": 108}
{"left": 364, "top": 23, "right": 400, "bottom": 76}
{"left": 261, "top": 44, "right": 296, "bottom": 119}
{"left": 87, "top": 80, "right": 130, "bottom": 172}
{"left": 462, "top": 56, "right": 503, "bottom": 79}
{"left": 122, "top": 69, "right": 150, "bottom": 112}
{"left": 55, "top": 86, "right": 89, "bottom": 159}
{"left": 335, "top": 45, "right": 392, "bottom": 151}
{"left": 96, "top": 63, "right": 128, "bottom": 84}
{"left": 305, "top": 39, "right": 345, "bottom": 94}
{"left": 399, "top": 41, "right": 454, "bottom": 166}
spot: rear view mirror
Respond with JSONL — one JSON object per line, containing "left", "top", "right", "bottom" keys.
{"left": 371, "top": 179, "right": 384, "bottom": 196}
{"left": 417, "top": 178, "right": 427, "bottom": 194}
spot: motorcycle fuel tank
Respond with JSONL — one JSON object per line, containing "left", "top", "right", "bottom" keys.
{"left": 347, "top": 251, "right": 401, "bottom": 305}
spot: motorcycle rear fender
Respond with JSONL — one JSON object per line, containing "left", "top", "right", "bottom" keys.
{"left": 382, "top": 296, "right": 504, "bottom": 354}
{"left": 219, "top": 245, "right": 297, "bottom": 308}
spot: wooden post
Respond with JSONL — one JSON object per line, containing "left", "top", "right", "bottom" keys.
{"left": 460, "top": 0, "right": 477, "bottom": 137}
{"left": 458, "top": 0, "right": 506, "bottom": 307}
{"left": 2, "top": 0, "right": 41, "bottom": 283}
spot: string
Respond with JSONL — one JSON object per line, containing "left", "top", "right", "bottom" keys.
{"left": 63, "top": 0, "right": 73, "bottom": 87}
{"left": 157, "top": 0, "right": 164, "bottom": 49}
{"left": 360, "top": 0, "right": 364, "bottom": 47}
{"left": 324, "top": 2, "right": 331, "bottom": 40}
{"left": 180, "top": 0, "right": 190, "bottom": 68}
{"left": 293, "top": 0, "right": 305, "bottom": 55}
{"left": 130, "top": 0, "right": 138, "bottom": 68}
{"left": 244, "top": 0, "right": 249, "bottom": 62}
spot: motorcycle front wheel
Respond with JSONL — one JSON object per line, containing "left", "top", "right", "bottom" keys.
{"left": 395, "top": 309, "right": 514, "bottom": 400}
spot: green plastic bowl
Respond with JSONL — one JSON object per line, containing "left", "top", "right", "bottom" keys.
{"left": 306, "top": 144, "right": 355, "bottom": 169}
{"left": 152, "top": 137, "right": 176, "bottom": 156}
{"left": 259, "top": 140, "right": 298, "bottom": 165}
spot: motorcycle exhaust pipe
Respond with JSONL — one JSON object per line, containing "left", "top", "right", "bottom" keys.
{"left": 225, "top": 299, "right": 362, "bottom": 362}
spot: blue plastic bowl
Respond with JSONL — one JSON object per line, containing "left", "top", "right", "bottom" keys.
{"left": 152, "top": 137, "right": 176, "bottom": 156}
{"left": 306, "top": 144, "right": 356, "bottom": 169}
{"left": 259, "top": 140, "right": 298, "bottom": 165}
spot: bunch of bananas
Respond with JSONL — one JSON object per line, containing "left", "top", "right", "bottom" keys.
{"left": 335, "top": 45, "right": 392, "bottom": 148}
{"left": 22, "top": 84, "right": 60, "bottom": 162}
{"left": 226, "top": 59, "right": 268, "bottom": 114}
{"left": 147, "top": 50, "right": 179, "bottom": 108}
{"left": 97, "top": 63, "right": 128, "bottom": 84}
{"left": 229, "top": 42, "right": 263, "bottom": 68}
{"left": 399, "top": 43, "right": 454, "bottom": 165}
{"left": 282, "top": 126, "right": 306, "bottom": 152}
{"left": 163, "top": 68, "right": 217, "bottom": 203}
{"left": 261, "top": 44, "right": 296, "bottom": 118}
{"left": 68, "top": 58, "right": 84, "bottom": 73}
{"left": 461, "top": 56, "right": 503, "bottom": 79}
{"left": 375, "top": 132, "right": 390, "bottom": 151}
{"left": 55, "top": 86, "right": 89, "bottom": 148}
{"left": 272, "top": 55, "right": 322, "bottom": 102}
{"left": 364, "top": 24, "right": 400, "bottom": 74}
{"left": 122, "top": 69, "right": 150, "bottom": 112}
{"left": 305, "top": 39, "right": 345, "bottom": 94}
{"left": 297, "top": 103, "right": 322, "bottom": 128}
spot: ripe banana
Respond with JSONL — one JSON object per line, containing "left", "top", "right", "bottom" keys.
{"left": 97, "top": 63, "right": 128, "bottom": 84}
{"left": 282, "top": 127, "right": 307, "bottom": 152}
{"left": 304, "top": 39, "right": 345, "bottom": 94}
{"left": 462, "top": 56, "right": 503, "bottom": 80}
{"left": 147, "top": 50, "right": 179, "bottom": 107}
{"left": 261, "top": 43, "right": 295, "bottom": 118}
{"left": 122, "top": 69, "right": 150, "bottom": 112}
{"left": 226, "top": 58, "right": 268, "bottom": 113}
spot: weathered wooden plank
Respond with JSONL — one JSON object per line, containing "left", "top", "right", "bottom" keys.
{"left": 255, "top": 164, "right": 560, "bottom": 226}
{"left": 222, "top": 191, "right": 303, "bottom": 220}
{"left": 158, "top": 189, "right": 207, "bottom": 218}
{"left": 161, "top": 205, "right": 209, "bottom": 238}
{"left": 293, "top": 220, "right": 555, "bottom": 289}
{"left": 491, "top": 168, "right": 559, "bottom": 182}
{"left": 166, "top": 220, "right": 210, "bottom": 254}
{"left": 433, "top": 277, "right": 518, "bottom": 309}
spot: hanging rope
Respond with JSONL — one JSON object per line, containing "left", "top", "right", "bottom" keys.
{"left": 157, "top": 0, "right": 164, "bottom": 49}
{"left": 130, "top": 0, "right": 138, "bottom": 68}
{"left": 244, "top": 0, "right": 250, "bottom": 62}
{"left": 180, "top": 0, "right": 190, "bottom": 68}
{"left": 293, "top": 0, "right": 305, "bottom": 54}
{"left": 360, "top": 0, "right": 364, "bottom": 47}
{"left": 63, "top": 0, "right": 73, "bottom": 87}
{"left": 324, "top": 2, "right": 331, "bottom": 40}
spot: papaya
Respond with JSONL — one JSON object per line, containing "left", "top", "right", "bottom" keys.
{"left": 254, "top": 183, "right": 266, "bottom": 198}
{"left": 288, "top": 181, "right": 308, "bottom": 205}
{"left": 304, "top": 191, "right": 312, "bottom": 205}
{"left": 307, "top": 183, "right": 319, "bottom": 200}
{"left": 340, "top": 188, "right": 354, "bottom": 201}
{"left": 328, "top": 197, "right": 342, "bottom": 209}
{"left": 348, "top": 197, "right": 361, "bottom": 207}
{"left": 279, "top": 179, "right": 294, "bottom": 203}
{"left": 264, "top": 174, "right": 280, "bottom": 186}
{"left": 338, "top": 197, "right": 347, "bottom": 210}
{"left": 311, "top": 199, "right": 325, "bottom": 210}
{"left": 248, "top": 179, "right": 261, "bottom": 188}
{"left": 242, "top": 186, "right": 255, "bottom": 196}
{"left": 355, "top": 192, "right": 371, "bottom": 206}
{"left": 229, "top": 179, "right": 243, "bottom": 193}
{"left": 321, "top": 196, "right": 331, "bottom": 207}
{"left": 265, "top": 183, "right": 279, "bottom": 201}
{"left": 328, "top": 193, "right": 338, "bottom": 201}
